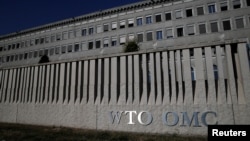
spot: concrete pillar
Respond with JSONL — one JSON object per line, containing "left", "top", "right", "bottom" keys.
{"left": 0, "top": 70, "right": 3, "bottom": 103}
{"left": 118, "top": 56, "right": 126, "bottom": 105}
{"left": 205, "top": 47, "right": 216, "bottom": 105}
{"left": 6, "top": 69, "right": 13, "bottom": 103}
{"left": 156, "top": 52, "right": 163, "bottom": 105}
{"left": 176, "top": 50, "right": 183, "bottom": 105}
{"left": 2, "top": 70, "right": 8, "bottom": 103}
{"left": 110, "top": 57, "right": 118, "bottom": 105}
{"left": 140, "top": 54, "right": 148, "bottom": 105}
{"left": 82, "top": 60, "right": 89, "bottom": 104}
{"left": 32, "top": 67, "right": 38, "bottom": 104}
{"left": 48, "top": 65, "right": 54, "bottom": 104}
{"left": 40, "top": 66, "right": 46, "bottom": 103}
{"left": 216, "top": 46, "right": 227, "bottom": 104}
{"left": 88, "top": 60, "right": 96, "bottom": 105}
{"left": 20, "top": 68, "right": 25, "bottom": 103}
{"left": 225, "top": 45, "right": 237, "bottom": 104}
{"left": 169, "top": 51, "right": 177, "bottom": 105}
{"left": 96, "top": 59, "right": 102, "bottom": 105}
{"left": 54, "top": 64, "right": 59, "bottom": 104}
{"left": 162, "top": 52, "right": 170, "bottom": 105}
{"left": 64, "top": 62, "right": 70, "bottom": 104}
{"left": 237, "top": 43, "right": 250, "bottom": 104}
{"left": 28, "top": 67, "right": 34, "bottom": 103}
{"left": 133, "top": 55, "right": 140, "bottom": 105}
{"left": 24, "top": 67, "right": 31, "bottom": 103}
{"left": 127, "top": 55, "right": 133, "bottom": 105}
{"left": 58, "top": 63, "right": 65, "bottom": 104}
{"left": 44, "top": 65, "right": 50, "bottom": 104}
{"left": 76, "top": 61, "right": 82, "bottom": 104}
{"left": 149, "top": 53, "right": 156, "bottom": 105}
{"left": 36, "top": 66, "right": 42, "bottom": 103}
{"left": 103, "top": 58, "right": 110, "bottom": 105}
{"left": 182, "top": 49, "right": 193, "bottom": 105}
{"left": 70, "top": 62, "right": 76, "bottom": 104}
{"left": 10, "top": 69, "right": 17, "bottom": 103}
{"left": 194, "top": 48, "right": 206, "bottom": 105}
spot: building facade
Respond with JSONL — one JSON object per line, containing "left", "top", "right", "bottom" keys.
{"left": 0, "top": 0, "right": 250, "bottom": 136}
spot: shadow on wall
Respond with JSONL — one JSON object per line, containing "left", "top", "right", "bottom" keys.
{"left": 39, "top": 55, "right": 50, "bottom": 64}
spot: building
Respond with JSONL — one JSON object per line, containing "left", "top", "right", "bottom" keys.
{"left": 0, "top": 0, "right": 250, "bottom": 136}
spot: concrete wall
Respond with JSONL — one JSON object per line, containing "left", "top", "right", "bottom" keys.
{"left": 0, "top": 43, "right": 249, "bottom": 135}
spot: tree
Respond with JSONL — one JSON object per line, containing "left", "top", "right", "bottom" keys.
{"left": 123, "top": 40, "right": 140, "bottom": 53}
{"left": 39, "top": 55, "right": 50, "bottom": 64}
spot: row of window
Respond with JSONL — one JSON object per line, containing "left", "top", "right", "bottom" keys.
{"left": 1, "top": 0, "right": 249, "bottom": 52}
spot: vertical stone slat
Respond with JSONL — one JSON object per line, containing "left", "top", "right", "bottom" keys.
{"left": 10, "top": 69, "right": 17, "bottom": 103}
{"left": 194, "top": 48, "right": 206, "bottom": 104}
{"left": 6, "top": 69, "right": 12, "bottom": 103}
{"left": 140, "top": 54, "right": 148, "bottom": 105}
{"left": 103, "top": 58, "right": 110, "bottom": 104}
{"left": 225, "top": 45, "right": 237, "bottom": 104}
{"left": 20, "top": 68, "right": 25, "bottom": 103}
{"left": 176, "top": 50, "right": 183, "bottom": 105}
{"left": 133, "top": 55, "right": 140, "bottom": 105}
{"left": 28, "top": 67, "right": 34, "bottom": 103}
{"left": 88, "top": 60, "right": 95, "bottom": 105}
{"left": 2, "top": 70, "right": 8, "bottom": 103}
{"left": 110, "top": 57, "right": 118, "bottom": 105}
{"left": 0, "top": 70, "right": 3, "bottom": 103}
{"left": 32, "top": 67, "right": 38, "bottom": 104}
{"left": 54, "top": 64, "right": 59, "bottom": 104}
{"left": 44, "top": 65, "right": 50, "bottom": 104}
{"left": 65, "top": 63, "right": 70, "bottom": 104}
{"left": 182, "top": 49, "right": 193, "bottom": 105}
{"left": 162, "top": 52, "right": 170, "bottom": 105}
{"left": 216, "top": 46, "right": 227, "bottom": 104}
{"left": 118, "top": 56, "right": 126, "bottom": 105}
{"left": 169, "top": 51, "right": 176, "bottom": 105}
{"left": 69, "top": 62, "right": 76, "bottom": 104}
{"left": 24, "top": 67, "right": 31, "bottom": 103}
{"left": 205, "top": 47, "right": 216, "bottom": 105}
{"left": 48, "top": 65, "right": 54, "bottom": 104}
{"left": 76, "top": 61, "right": 82, "bottom": 104}
{"left": 149, "top": 53, "right": 156, "bottom": 105}
{"left": 36, "top": 66, "right": 42, "bottom": 103}
{"left": 237, "top": 43, "right": 250, "bottom": 104}
{"left": 58, "top": 63, "right": 65, "bottom": 104}
{"left": 127, "top": 55, "right": 133, "bottom": 105}
{"left": 156, "top": 52, "right": 162, "bottom": 105}
{"left": 96, "top": 59, "right": 102, "bottom": 105}
{"left": 82, "top": 60, "right": 89, "bottom": 104}
{"left": 40, "top": 66, "right": 46, "bottom": 103}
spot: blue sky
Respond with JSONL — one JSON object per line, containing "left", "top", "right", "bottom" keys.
{"left": 0, "top": 0, "right": 142, "bottom": 36}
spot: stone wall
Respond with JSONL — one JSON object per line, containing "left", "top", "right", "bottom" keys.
{"left": 0, "top": 43, "right": 249, "bottom": 135}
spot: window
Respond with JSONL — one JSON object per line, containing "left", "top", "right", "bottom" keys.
{"left": 199, "top": 24, "right": 206, "bottom": 34}
{"left": 63, "top": 32, "right": 68, "bottom": 40}
{"left": 82, "top": 28, "right": 87, "bottom": 36}
{"left": 75, "top": 29, "right": 81, "bottom": 37}
{"left": 56, "top": 33, "right": 61, "bottom": 41}
{"left": 120, "top": 20, "right": 126, "bottom": 28}
{"left": 156, "top": 30, "right": 163, "bottom": 40}
{"left": 35, "top": 39, "right": 39, "bottom": 45}
{"left": 50, "top": 48, "right": 54, "bottom": 55}
{"left": 45, "top": 36, "right": 50, "bottom": 43}
{"left": 34, "top": 51, "right": 38, "bottom": 58}
{"left": 69, "top": 30, "right": 74, "bottom": 38}
{"left": 61, "top": 46, "right": 66, "bottom": 54}
{"left": 44, "top": 49, "right": 49, "bottom": 56}
{"left": 128, "top": 34, "right": 134, "bottom": 41}
{"left": 67, "top": 45, "right": 73, "bottom": 52}
{"left": 197, "top": 6, "right": 204, "bottom": 15}
{"left": 81, "top": 42, "right": 86, "bottom": 50}
{"left": 112, "top": 22, "right": 117, "bottom": 30}
{"left": 220, "top": 1, "right": 228, "bottom": 11}
{"left": 155, "top": 14, "right": 162, "bottom": 22}
{"left": 111, "top": 37, "right": 117, "bottom": 46}
{"left": 177, "top": 27, "right": 184, "bottom": 37}
{"left": 211, "top": 22, "right": 219, "bottom": 32}
{"left": 88, "top": 42, "right": 93, "bottom": 49}
{"left": 235, "top": 18, "right": 244, "bottom": 29}
{"left": 146, "top": 16, "right": 152, "bottom": 24}
{"left": 103, "top": 38, "right": 109, "bottom": 47}
{"left": 21, "top": 42, "right": 25, "bottom": 48}
{"left": 11, "top": 55, "right": 14, "bottom": 61}
{"left": 120, "top": 36, "right": 126, "bottom": 45}
{"left": 166, "top": 29, "right": 173, "bottom": 38}
{"left": 165, "top": 12, "right": 171, "bottom": 21}
{"left": 51, "top": 35, "right": 55, "bottom": 42}
{"left": 208, "top": 4, "right": 216, "bottom": 13}
{"left": 175, "top": 10, "right": 182, "bottom": 19}
{"left": 146, "top": 32, "right": 153, "bottom": 41}
{"left": 233, "top": 0, "right": 241, "bottom": 9}
{"left": 89, "top": 27, "right": 94, "bottom": 35}
{"left": 186, "top": 9, "right": 193, "bottom": 17}
{"left": 97, "top": 25, "right": 102, "bottom": 33}
{"left": 128, "top": 19, "right": 134, "bottom": 27}
{"left": 74, "top": 43, "right": 80, "bottom": 52}
{"left": 15, "top": 54, "right": 18, "bottom": 61}
{"left": 223, "top": 20, "right": 231, "bottom": 30}
{"left": 12, "top": 44, "right": 15, "bottom": 49}
{"left": 136, "top": 17, "right": 143, "bottom": 26}
{"left": 29, "top": 52, "right": 33, "bottom": 58}
{"left": 16, "top": 43, "right": 20, "bottom": 48}
{"left": 6, "top": 56, "right": 10, "bottom": 62}
{"left": 187, "top": 25, "right": 195, "bottom": 35}
{"left": 39, "top": 50, "right": 44, "bottom": 57}
{"left": 40, "top": 38, "right": 44, "bottom": 44}
{"left": 96, "top": 40, "right": 101, "bottom": 48}
{"left": 137, "top": 33, "right": 143, "bottom": 42}
{"left": 103, "top": 24, "right": 109, "bottom": 32}
{"left": 55, "top": 47, "right": 60, "bottom": 54}
{"left": 247, "top": 0, "right": 250, "bottom": 6}
{"left": 0, "top": 46, "right": 3, "bottom": 52}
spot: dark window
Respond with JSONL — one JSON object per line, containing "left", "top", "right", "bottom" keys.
{"left": 0, "top": 47, "right": 3, "bottom": 52}
{"left": 16, "top": 43, "right": 20, "bottom": 48}
{"left": 137, "top": 18, "right": 143, "bottom": 26}
{"left": 186, "top": 9, "right": 193, "bottom": 17}
{"left": 177, "top": 27, "right": 183, "bottom": 37}
{"left": 89, "top": 28, "right": 94, "bottom": 35}
{"left": 156, "top": 31, "right": 163, "bottom": 40}
{"left": 155, "top": 14, "right": 162, "bottom": 22}
{"left": 29, "top": 52, "right": 33, "bottom": 58}
{"left": 61, "top": 46, "right": 66, "bottom": 54}
{"left": 236, "top": 18, "right": 244, "bottom": 29}
{"left": 40, "top": 38, "right": 45, "bottom": 44}
{"left": 146, "top": 16, "right": 152, "bottom": 24}
{"left": 223, "top": 20, "right": 231, "bottom": 30}
{"left": 19, "top": 54, "right": 23, "bottom": 60}
{"left": 104, "top": 25, "right": 109, "bottom": 32}
{"left": 44, "top": 50, "right": 49, "bottom": 55}
{"left": 50, "top": 48, "right": 54, "bottom": 55}
{"left": 247, "top": 0, "right": 250, "bottom": 6}
{"left": 137, "top": 33, "right": 143, "bottom": 42}
{"left": 146, "top": 32, "right": 153, "bottom": 41}
{"left": 8, "top": 45, "right": 11, "bottom": 50}
{"left": 82, "top": 29, "right": 87, "bottom": 36}
{"left": 120, "top": 21, "right": 126, "bottom": 28}
{"left": 88, "top": 42, "right": 93, "bottom": 50}
{"left": 56, "top": 34, "right": 61, "bottom": 41}
{"left": 55, "top": 47, "right": 60, "bottom": 54}
{"left": 34, "top": 51, "right": 38, "bottom": 57}
{"left": 211, "top": 22, "right": 219, "bottom": 32}
{"left": 96, "top": 40, "right": 101, "bottom": 48}
{"left": 233, "top": 0, "right": 241, "bottom": 9}
{"left": 111, "top": 40, "right": 117, "bottom": 46}
{"left": 165, "top": 13, "right": 171, "bottom": 21}
{"left": 197, "top": 7, "right": 204, "bottom": 15}
{"left": 208, "top": 4, "right": 216, "bottom": 13}
{"left": 24, "top": 53, "right": 28, "bottom": 59}
{"left": 68, "top": 45, "right": 73, "bottom": 52}
{"left": 12, "top": 44, "right": 15, "bottom": 49}
{"left": 199, "top": 24, "right": 206, "bottom": 34}
{"left": 74, "top": 44, "right": 80, "bottom": 52}
{"left": 35, "top": 39, "right": 39, "bottom": 45}
{"left": 15, "top": 54, "right": 18, "bottom": 61}
{"left": 220, "top": 2, "right": 228, "bottom": 11}
{"left": 128, "top": 20, "right": 134, "bottom": 27}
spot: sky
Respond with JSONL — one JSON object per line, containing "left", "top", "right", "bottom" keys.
{"left": 0, "top": 0, "right": 143, "bottom": 36}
